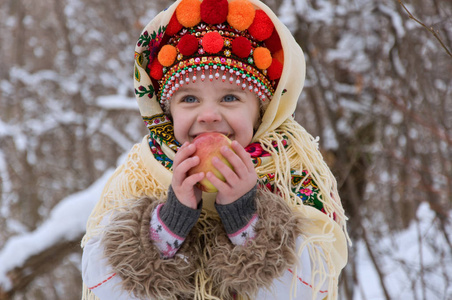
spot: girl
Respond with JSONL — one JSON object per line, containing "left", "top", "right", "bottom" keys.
{"left": 81, "top": 0, "right": 349, "bottom": 299}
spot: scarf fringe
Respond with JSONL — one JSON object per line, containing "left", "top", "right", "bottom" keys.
{"left": 82, "top": 284, "right": 99, "bottom": 300}
{"left": 290, "top": 226, "right": 338, "bottom": 300}
{"left": 258, "top": 118, "right": 349, "bottom": 236}
{"left": 81, "top": 144, "right": 167, "bottom": 247}
{"left": 194, "top": 212, "right": 222, "bottom": 300}
{"left": 258, "top": 118, "right": 350, "bottom": 300}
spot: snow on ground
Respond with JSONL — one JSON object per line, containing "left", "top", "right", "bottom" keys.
{"left": 0, "top": 169, "right": 114, "bottom": 291}
{"left": 354, "top": 203, "right": 452, "bottom": 300}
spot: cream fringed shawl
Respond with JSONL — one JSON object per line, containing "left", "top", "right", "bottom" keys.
{"left": 81, "top": 118, "right": 349, "bottom": 300}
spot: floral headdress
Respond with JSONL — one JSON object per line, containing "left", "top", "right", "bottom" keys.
{"left": 145, "top": 0, "right": 284, "bottom": 109}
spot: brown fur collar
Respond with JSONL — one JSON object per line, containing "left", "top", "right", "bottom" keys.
{"left": 102, "top": 199, "right": 197, "bottom": 299}
{"left": 102, "top": 188, "right": 305, "bottom": 299}
{"left": 205, "top": 189, "right": 304, "bottom": 299}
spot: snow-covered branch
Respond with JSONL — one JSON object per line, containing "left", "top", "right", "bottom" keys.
{"left": 0, "top": 170, "right": 113, "bottom": 297}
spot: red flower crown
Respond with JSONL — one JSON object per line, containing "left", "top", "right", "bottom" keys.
{"left": 147, "top": 0, "right": 284, "bottom": 106}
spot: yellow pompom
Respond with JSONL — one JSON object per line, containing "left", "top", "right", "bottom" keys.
{"left": 227, "top": 0, "right": 256, "bottom": 31}
{"left": 253, "top": 47, "right": 272, "bottom": 69}
{"left": 176, "top": 0, "right": 202, "bottom": 28}
{"left": 158, "top": 45, "right": 177, "bottom": 67}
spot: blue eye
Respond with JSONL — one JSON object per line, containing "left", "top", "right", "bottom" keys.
{"left": 223, "top": 95, "right": 238, "bottom": 102}
{"left": 182, "top": 95, "right": 198, "bottom": 103}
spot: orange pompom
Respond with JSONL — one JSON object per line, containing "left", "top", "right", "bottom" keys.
{"left": 202, "top": 31, "right": 224, "bottom": 54}
{"left": 149, "top": 59, "right": 164, "bottom": 80}
{"left": 248, "top": 10, "right": 274, "bottom": 41}
{"left": 158, "top": 45, "right": 177, "bottom": 67}
{"left": 253, "top": 47, "right": 272, "bottom": 69}
{"left": 227, "top": 0, "right": 255, "bottom": 31}
{"left": 273, "top": 49, "right": 284, "bottom": 64}
{"left": 176, "top": 0, "right": 201, "bottom": 28}
{"left": 267, "top": 59, "right": 283, "bottom": 80}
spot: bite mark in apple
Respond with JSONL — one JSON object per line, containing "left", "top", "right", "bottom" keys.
{"left": 188, "top": 132, "right": 234, "bottom": 193}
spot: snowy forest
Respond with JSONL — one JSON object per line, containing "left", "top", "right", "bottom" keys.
{"left": 0, "top": 0, "right": 451, "bottom": 299}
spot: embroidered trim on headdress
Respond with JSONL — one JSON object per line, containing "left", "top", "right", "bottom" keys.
{"left": 145, "top": 0, "right": 284, "bottom": 109}
{"left": 159, "top": 55, "right": 274, "bottom": 105}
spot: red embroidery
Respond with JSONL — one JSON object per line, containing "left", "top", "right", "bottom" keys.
{"left": 287, "top": 269, "right": 328, "bottom": 294}
{"left": 88, "top": 273, "right": 117, "bottom": 290}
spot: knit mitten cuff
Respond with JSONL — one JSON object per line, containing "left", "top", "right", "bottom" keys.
{"left": 215, "top": 185, "right": 257, "bottom": 235}
{"left": 159, "top": 185, "right": 201, "bottom": 237}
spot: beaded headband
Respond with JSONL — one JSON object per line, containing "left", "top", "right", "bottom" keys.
{"left": 146, "top": 0, "right": 284, "bottom": 108}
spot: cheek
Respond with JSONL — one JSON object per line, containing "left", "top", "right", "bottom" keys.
{"left": 170, "top": 112, "right": 183, "bottom": 139}
{"left": 171, "top": 110, "right": 194, "bottom": 143}
{"left": 253, "top": 109, "right": 262, "bottom": 129}
{"left": 251, "top": 102, "right": 262, "bottom": 129}
{"left": 172, "top": 125, "right": 187, "bottom": 144}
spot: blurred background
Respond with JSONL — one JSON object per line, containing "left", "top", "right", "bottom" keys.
{"left": 0, "top": 0, "right": 451, "bottom": 299}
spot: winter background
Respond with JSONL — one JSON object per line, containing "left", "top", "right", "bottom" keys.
{"left": 0, "top": 0, "right": 451, "bottom": 299}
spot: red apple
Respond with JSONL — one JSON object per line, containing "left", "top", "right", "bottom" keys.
{"left": 188, "top": 132, "right": 234, "bottom": 193}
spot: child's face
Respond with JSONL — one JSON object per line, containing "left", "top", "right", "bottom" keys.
{"left": 170, "top": 78, "right": 261, "bottom": 147}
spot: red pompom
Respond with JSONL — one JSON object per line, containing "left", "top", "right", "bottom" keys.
{"left": 264, "top": 29, "right": 282, "bottom": 53}
{"left": 149, "top": 59, "right": 164, "bottom": 80}
{"left": 267, "top": 59, "right": 283, "bottom": 80}
{"left": 231, "top": 36, "right": 252, "bottom": 58}
{"left": 202, "top": 32, "right": 223, "bottom": 54}
{"left": 166, "top": 13, "right": 183, "bottom": 36}
{"left": 201, "top": 0, "right": 228, "bottom": 24}
{"left": 248, "top": 10, "right": 274, "bottom": 41}
{"left": 177, "top": 34, "right": 199, "bottom": 56}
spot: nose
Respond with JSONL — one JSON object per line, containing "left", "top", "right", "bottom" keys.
{"left": 197, "top": 104, "right": 222, "bottom": 123}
